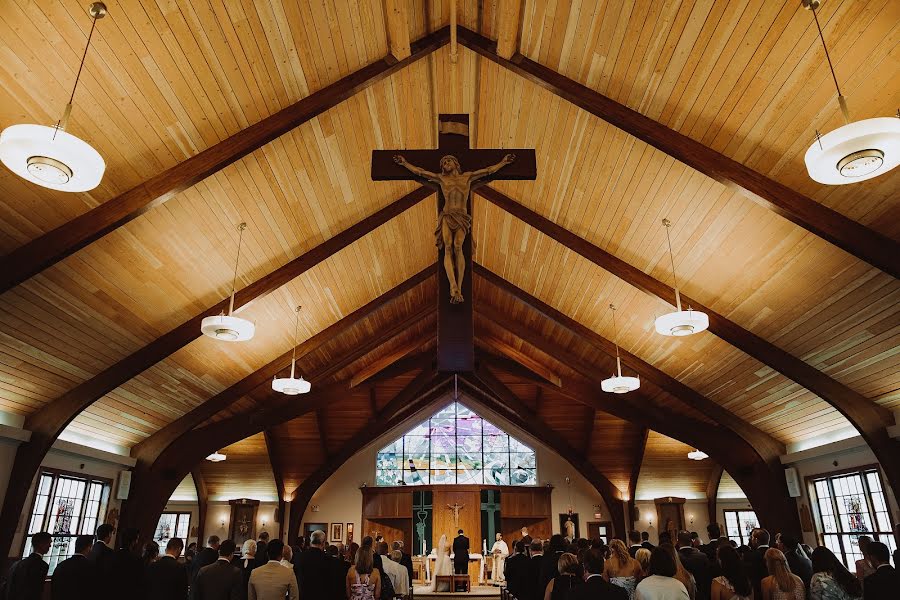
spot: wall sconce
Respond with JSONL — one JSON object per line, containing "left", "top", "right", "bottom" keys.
{"left": 220, "top": 516, "right": 226, "bottom": 528}
{"left": 262, "top": 519, "right": 268, "bottom": 528}
{"left": 689, "top": 514, "right": 695, "bottom": 525}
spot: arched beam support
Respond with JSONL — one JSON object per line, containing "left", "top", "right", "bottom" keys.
{"left": 707, "top": 464, "right": 725, "bottom": 529}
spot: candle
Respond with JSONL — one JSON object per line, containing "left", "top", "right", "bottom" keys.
{"left": 422, "top": 540, "right": 426, "bottom": 556}
{"left": 483, "top": 539, "right": 487, "bottom": 554}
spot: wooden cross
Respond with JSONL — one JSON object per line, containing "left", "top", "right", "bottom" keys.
{"left": 371, "top": 114, "right": 536, "bottom": 372}
{"left": 446, "top": 502, "right": 466, "bottom": 529}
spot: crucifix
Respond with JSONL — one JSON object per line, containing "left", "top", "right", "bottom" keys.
{"left": 446, "top": 502, "right": 465, "bottom": 530}
{"left": 372, "top": 114, "right": 536, "bottom": 372}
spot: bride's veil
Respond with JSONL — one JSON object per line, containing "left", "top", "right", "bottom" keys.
{"left": 438, "top": 534, "right": 448, "bottom": 554}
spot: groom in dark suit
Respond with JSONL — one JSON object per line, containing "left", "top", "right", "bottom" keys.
{"left": 452, "top": 529, "right": 470, "bottom": 575}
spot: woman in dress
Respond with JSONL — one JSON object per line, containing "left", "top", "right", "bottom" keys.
{"left": 543, "top": 552, "right": 582, "bottom": 600}
{"left": 712, "top": 545, "right": 753, "bottom": 600}
{"left": 762, "top": 548, "right": 804, "bottom": 600}
{"left": 635, "top": 547, "right": 690, "bottom": 600}
{"left": 431, "top": 534, "right": 453, "bottom": 591}
{"left": 234, "top": 539, "right": 258, "bottom": 593}
{"left": 853, "top": 536, "right": 874, "bottom": 587}
{"left": 660, "top": 544, "right": 697, "bottom": 600}
{"left": 809, "top": 547, "right": 861, "bottom": 600}
{"left": 348, "top": 545, "right": 382, "bottom": 600}
{"left": 605, "top": 539, "right": 643, "bottom": 600}
{"left": 636, "top": 548, "right": 652, "bottom": 579}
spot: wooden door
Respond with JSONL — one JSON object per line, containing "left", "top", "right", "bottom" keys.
{"left": 587, "top": 521, "right": 612, "bottom": 544}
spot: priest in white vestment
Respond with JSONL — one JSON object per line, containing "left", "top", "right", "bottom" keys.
{"left": 490, "top": 533, "right": 509, "bottom": 585}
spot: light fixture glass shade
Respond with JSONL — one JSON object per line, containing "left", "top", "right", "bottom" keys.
{"left": 805, "top": 117, "right": 900, "bottom": 184}
{"left": 206, "top": 451, "right": 226, "bottom": 462}
{"left": 0, "top": 124, "right": 105, "bottom": 191}
{"left": 200, "top": 314, "right": 255, "bottom": 342}
{"left": 655, "top": 309, "right": 709, "bottom": 337}
{"left": 687, "top": 449, "right": 708, "bottom": 461}
{"left": 272, "top": 375, "right": 311, "bottom": 395}
{"left": 601, "top": 374, "right": 640, "bottom": 394}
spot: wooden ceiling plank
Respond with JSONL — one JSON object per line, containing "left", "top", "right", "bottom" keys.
{"left": 475, "top": 349, "right": 561, "bottom": 387}
{"left": 315, "top": 410, "right": 330, "bottom": 461}
{"left": 473, "top": 190, "right": 900, "bottom": 496}
{"left": 383, "top": 0, "right": 412, "bottom": 60}
{"left": 494, "top": 0, "right": 523, "bottom": 60}
{"left": 0, "top": 28, "right": 449, "bottom": 293}
{"left": 350, "top": 337, "right": 428, "bottom": 387}
{"left": 456, "top": 26, "right": 900, "bottom": 279}
{"left": 475, "top": 335, "right": 563, "bottom": 387}
{"left": 360, "top": 349, "right": 435, "bottom": 386}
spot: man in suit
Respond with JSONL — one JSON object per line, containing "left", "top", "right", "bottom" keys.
{"left": 701, "top": 524, "right": 721, "bottom": 561}
{"left": 539, "top": 535, "right": 567, "bottom": 595}
{"left": 863, "top": 541, "right": 897, "bottom": 600}
{"left": 524, "top": 540, "right": 544, "bottom": 600}
{"left": 52, "top": 534, "right": 97, "bottom": 600}
{"left": 191, "top": 535, "right": 220, "bottom": 594}
{"left": 641, "top": 531, "right": 654, "bottom": 550}
{"left": 100, "top": 527, "right": 144, "bottom": 600}
{"left": 194, "top": 539, "right": 242, "bottom": 600}
{"left": 254, "top": 532, "right": 270, "bottom": 569}
{"left": 295, "top": 530, "right": 339, "bottom": 599}
{"left": 146, "top": 537, "right": 188, "bottom": 600}
{"left": 779, "top": 534, "right": 812, "bottom": 589}
{"left": 392, "top": 540, "right": 414, "bottom": 587}
{"left": 677, "top": 530, "right": 712, "bottom": 600}
{"left": 504, "top": 541, "right": 529, "bottom": 599}
{"left": 743, "top": 528, "right": 770, "bottom": 600}
{"left": 5, "top": 531, "right": 52, "bottom": 600}
{"left": 87, "top": 523, "right": 114, "bottom": 567}
{"left": 628, "top": 530, "right": 643, "bottom": 557}
{"left": 248, "top": 540, "right": 299, "bottom": 600}
{"left": 568, "top": 548, "right": 627, "bottom": 600}
{"left": 452, "top": 529, "right": 470, "bottom": 576}
{"left": 520, "top": 528, "right": 533, "bottom": 557}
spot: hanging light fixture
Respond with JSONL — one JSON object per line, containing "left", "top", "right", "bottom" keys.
{"left": 272, "top": 305, "right": 311, "bottom": 395}
{"left": 601, "top": 304, "right": 640, "bottom": 393}
{"left": 654, "top": 218, "right": 709, "bottom": 337}
{"left": 802, "top": 0, "right": 900, "bottom": 184}
{"left": 0, "top": 3, "right": 107, "bottom": 192}
{"left": 687, "top": 449, "right": 709, "bottom": 461}
{"left": 201, "top": 222, "right": 255, "bottom": 342}
{"left": 206, "top": 451, "right": 226, "bottom": 462}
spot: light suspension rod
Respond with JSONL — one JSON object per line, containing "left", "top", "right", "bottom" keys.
{"left": 662, "top": 218, "right": 682, "bottom": 311}
{"left": 228, "top": 222, "right": 247, "bottom": 315}
{"left": 55, "top": 3, "right": 107, "bottom": 136}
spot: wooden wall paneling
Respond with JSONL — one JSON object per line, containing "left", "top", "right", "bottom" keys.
{"left": 499, "top": 487, "right": 551, "bottom": 518}
{"left": 472, "top": 192, "right": 900, "bottom": 498}
{"left": 0, "top": 28, "right": 451, "bottom": 293}
{"left": 456, "top": 26, "right": 900, "bottom": 279}
{"left": 432, "top": 489, "right": 481, "bottom": 547}
{"left": 363, "top": 488, "right": 413, "bottom": 518}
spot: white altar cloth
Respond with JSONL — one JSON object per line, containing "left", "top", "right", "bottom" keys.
{"left": 425, "top": 552, "right": 485, "bottom": 583}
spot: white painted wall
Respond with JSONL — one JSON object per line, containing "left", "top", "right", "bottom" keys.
{"left": 204, "top": 501, "right": 281, "bottom": 544}
{"left": 632, "top": 499, "right": 754, "bottom": 545}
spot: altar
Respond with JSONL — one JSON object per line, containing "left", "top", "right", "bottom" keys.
{"left": 425, "top": 552, "right": 485, "bottom": 588}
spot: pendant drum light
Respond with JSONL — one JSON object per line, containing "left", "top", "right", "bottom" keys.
{"left": 601, "top": 304, "right": 640, "bottom": 394}
{"left": 206, "top": 451, "right": 226, "bottom": 462}
{"left": 201, "top": 222, "right": 255, "bottom": 342}
{"left": 0, "top": 3, "right": 107, "bottom": 192}
{"left": 654, "top": 218, "right": 709, "bottom": 337}
{"left": 272, "top": 305, "right": 311, "bottom": 395}
{"left": 687, "top": 449, "right": 709, "bottom": 461}
{"left": 802, "top": 0, "right": 900, "bottom": 184}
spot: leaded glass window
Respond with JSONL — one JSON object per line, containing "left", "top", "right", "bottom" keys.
{"left": 375, "top": 402, "right": 537, "bottom": 486}
{"left": 154, "top": 512, "right": 192, "bottom": 551}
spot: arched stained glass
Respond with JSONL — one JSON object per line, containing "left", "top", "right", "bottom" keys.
{"left": 375, "top": 402, "right": 537, "bottom": 486}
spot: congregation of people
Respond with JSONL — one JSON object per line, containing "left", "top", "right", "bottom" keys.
{"left": 502, "top": 525, "right": 899, "bottom": 600}
{"left": 4, "top": 521, "right": 898, "bottom": 600}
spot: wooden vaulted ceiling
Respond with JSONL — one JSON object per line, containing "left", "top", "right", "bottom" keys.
{"left": 0, "top": 0, "right": 897, "bottom": 511}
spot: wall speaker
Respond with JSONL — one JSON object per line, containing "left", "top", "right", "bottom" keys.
{"left": 116, "top": 470, "right": 132, "bottom": 500}
{"left": 784, "top": 467, "right": 802, "bottom": 498}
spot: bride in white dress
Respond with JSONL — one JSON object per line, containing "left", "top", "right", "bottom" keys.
{"left": 431, "top": 534, "right": 453, "bottom": 591}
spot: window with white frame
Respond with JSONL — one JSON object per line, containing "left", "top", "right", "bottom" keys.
{"left": 24, "top": 471, "right": 110, "bottom": 575}
{"left": 810, "top": 467, "right": 897, "bottom": 571}
{"left": 723, "top": 509, "right": 759, "bottom": 546}
{"left": 154, "top": 512, "right": 191, "bottom": 551}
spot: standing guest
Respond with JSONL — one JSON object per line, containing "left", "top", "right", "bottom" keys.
{"left": 712, "top": 545, "right": 753, "bottom": 600}
{"left": 661, "top": 544, "right": 697, "bottom": 600}
{"left": 376, "top": 541, "right": 405, "bottom": 595}
{"left": 255, "top": 532, "right": 270, "bottom": 568}
{"left": 543, "top": 552, "right": 583, "bottom": 600}
{"left": 862, "top": 541, "right": 897, "bottom": 600}
{"left": 854, "top": 536, "right": 874, "bottom": 587}
{"left": 810, "top": 546, "right": 861, "bottom": 600}
{"left": 762, "top": 548, "right": 804, "bottom": 600}
{"left": 194, "top": 539, "right": 242, "bottom": 600}
{"left": 635, "top": 546, "right": 688, "bottom": 600}
{"left": 744, "top": 529, "right": 772, "bottom": 600}
{"left": 779, "top": 535, "right": 812, "bottom": 590}
{"left": 630, "top": 531, "right": 645, "bottom": 557}
{"left": 248, "top": 539, "right": 298, "bottom": 600}
{"left": 636, "top": 548, "right": 652, "bottom": 579}
{"left": 347, "top": 546, "right": 381, "bottom": 600}
{"left": 893, "top": 524, "right": 900, "bottom": 568}
{"left": 192, "top": 535, "right": 221, "bottom": 592}
{"left": 524, "top": 540, "right": 545, "bottom": 600}
{"left": 389, "top": 550, "right": 412, "bottom": 596}
{"left": 145, "top": 537, "right": 188, "bottom": 600}
{"left": 142, "top": 541, "right": 160, "bottom": 567}
{"left": 52, "top": 534, "right": 97, "bottom": 600}
{"left": 295, "top": 530, "right": 338, "bottom": 598}
{"left": 234, "top": 539, "right": 258, "bottom": 592}
{"left": 6, "top": 531, "right": 52, "bottom": 600}
{"left": 643, "top": 532, "right": 656, "bottom": 551}
{"left": 452, "top": 529, "right": 470, "bottom": 577}
{"left": 605, "top": 539, "right": 643, "bottom": 600}
{"left": 279, "top": 545, "right": 293, "bottom": 568}
{"left": 88, "top": 524, "right": 114, "bottom": 567}
{"left": 505, "top": 541, "right": 530, "bottom": 599}
{"left": 702, "top": 526, "right": 721, "bottom": 561}
{"left": 102, "top": 527, "right": 143, "bottom": 600}
{"left": 569, "top": 548, "right": 626, "bottom": 600}
{"left": 539, "top": 535, "right": 568, "bottom": 594}
{"left": 660, "top": 532, "right": 673, "bottom": 546}
{"left": 677, "top": 531, "right": 712, "bottom": 600}
{"left": 391, "top": 540, "right": 413, "bottom": 584}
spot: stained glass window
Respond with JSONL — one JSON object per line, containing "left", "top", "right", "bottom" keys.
{"left": 375, "top": 402, "right": 536, "bottom": 486}
{"left": 23, "top": 471, "right": 110, "bottom": 575}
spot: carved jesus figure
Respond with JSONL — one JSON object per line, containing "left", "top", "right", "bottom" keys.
{"left": 393, "top": 153, "right": 516, "bottom": 303}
